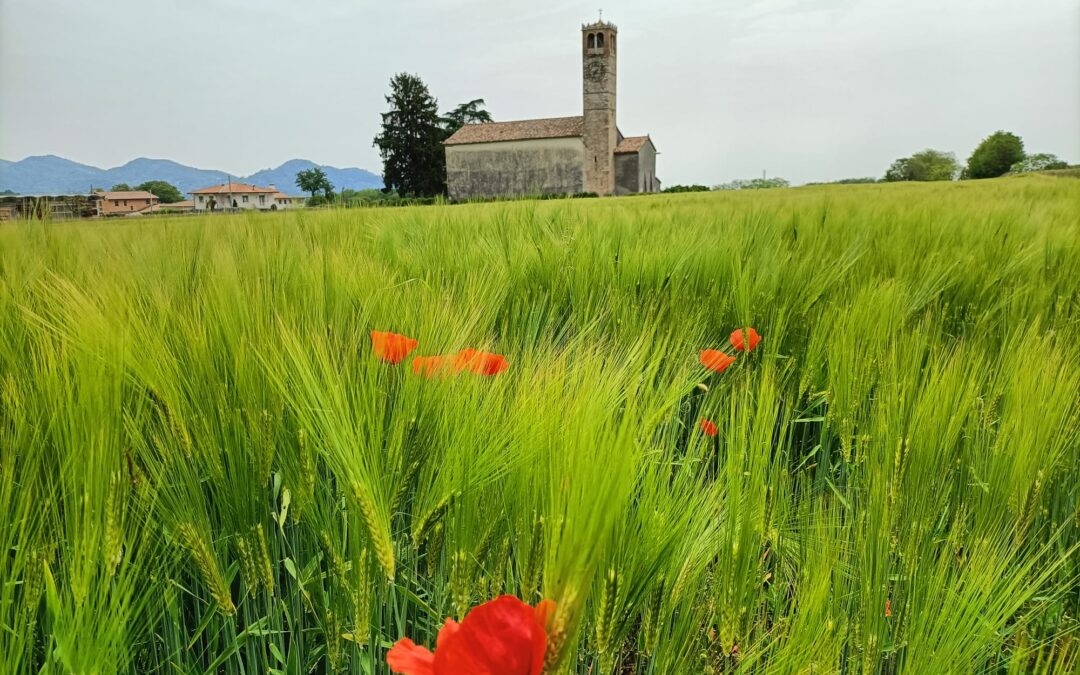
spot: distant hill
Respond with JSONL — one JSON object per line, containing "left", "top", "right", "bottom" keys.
{"left": 0, "top": 155, "right": 383, "bottom": 195}
{"left": 245, "top": 160, "right": 384, "bottom": 196}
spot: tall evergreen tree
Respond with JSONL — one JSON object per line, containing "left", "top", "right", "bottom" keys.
{"left": 373, "top": 73, "right": 447, "bottom": 197}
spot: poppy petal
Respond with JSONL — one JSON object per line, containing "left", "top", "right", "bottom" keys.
{"left": 455, "top": 349, "right": 509, "bottom": 376}
{"left": 412, "top": 355, "right": 451, "bottom": 378}
{"left": 453, "top": 349, "right": 479, "bottom": 373}
{"left": 371, "top": 330, "right": 419, "bottom": 365}
{"left": 434, "top": 595, "right": 542, "bottom": 675}
{"left": 699, "top": 349, "right": 736, "bottom": 374}
{"left": 534, "top": 599, "right": 556, "bottom": 632}
{"left": 730, "top": 327, "right": 761, "bottom": 352}
{"left": 436, "top": 618, "right": 460, "bottom": 648}
{"left": 386, "top": 638, "right": 435, "bottom": 675}
{"left": 479, "top": 353, "right": 509, "bottom": 376}
{"left": 700, "top": 418, "right": 719, "bottom": 437}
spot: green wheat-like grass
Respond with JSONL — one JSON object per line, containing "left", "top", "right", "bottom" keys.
{"left": 1, "top": 176, "right": 1078, "bottom": 673}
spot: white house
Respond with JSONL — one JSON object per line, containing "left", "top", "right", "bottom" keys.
{"left": 190, "top": 182, "right": 305, "bottom": 211}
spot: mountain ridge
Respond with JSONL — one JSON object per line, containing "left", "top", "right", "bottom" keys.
{"left": 0, "top": 155, "right": 383, "bottom": 195}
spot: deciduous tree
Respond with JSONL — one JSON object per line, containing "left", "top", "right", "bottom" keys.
{"left": 295, "top": 167, "right": 334, "bottom": 199}
{"left": 884, "top": 150, "right": 958, "bottom": 182}
{"left": 964, "top": 131, "right": 1024, "bottom": 179}
{"left": 135, "top": 180, "right": 184, "bottom": 203}
{"left": 1010, "top": 153, "right": 1068, "bottom": 173}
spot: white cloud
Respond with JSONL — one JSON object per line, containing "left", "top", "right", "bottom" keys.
{"left": 1, "top": 0, "right": 1077, "bottom": 184}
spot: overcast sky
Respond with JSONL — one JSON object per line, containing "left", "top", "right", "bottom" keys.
{"left": 1, "top": 0, "right": 1077, "bottom": 186}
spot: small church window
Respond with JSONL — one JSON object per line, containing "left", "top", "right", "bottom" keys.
{"left": 596, "top": 32, "right": 604, "bottom": 48}
{"left": 587, "top": 33, "right": 595, "bottom": 48}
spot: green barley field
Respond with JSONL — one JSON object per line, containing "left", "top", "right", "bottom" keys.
{"left": 1, "top": 176, "right": 1078, "bottom": 673}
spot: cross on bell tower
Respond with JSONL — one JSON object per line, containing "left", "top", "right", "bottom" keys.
{"left": 581, "top": 17, "right": 617, "bottom": 195}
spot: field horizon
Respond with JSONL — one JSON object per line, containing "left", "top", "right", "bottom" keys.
{"left": 1, "top": 176, "right": 1078, "bottom": 673}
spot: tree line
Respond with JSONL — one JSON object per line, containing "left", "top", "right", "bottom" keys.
{"left": 109, "top": 181, "right": 185, "bottom": 203}
{"left": 884, "top": 131, "right": 1069, "bottom": 182}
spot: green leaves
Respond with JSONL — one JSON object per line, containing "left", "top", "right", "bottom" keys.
{"left": 966, "top": 130, "right": 1026, "bottom": 179}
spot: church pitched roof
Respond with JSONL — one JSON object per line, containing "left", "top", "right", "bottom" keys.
{"left": 614, "top": 136, "right": 653, "bottom": 154}
{"left": 444, "top": 116, "right": 584, "bottom": 145}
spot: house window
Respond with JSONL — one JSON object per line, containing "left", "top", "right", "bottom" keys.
{"left": 114, "top": 200, "right": 119, "bottom": 206}
{"left": 258, "top": 195, "right": 265, "bottom": 204}
{"left": 242, "top": 195, "right": 249, "bottom": 203}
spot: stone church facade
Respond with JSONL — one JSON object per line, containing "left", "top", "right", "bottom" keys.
{"left": 444, "top": 20, "right": 659, "bottom": 200}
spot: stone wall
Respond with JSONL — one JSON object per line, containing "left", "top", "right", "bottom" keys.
{"left": 445, "top": 137, "right": 585, "bottom": 200}
{"left": 613, "top": 142, "right": 659, "bottom": 195}
{"left": 638, "top": 142, "right": 658, "bottom": 193}
{"left": 614, "top": 153, "right": 638, "bottom": 195}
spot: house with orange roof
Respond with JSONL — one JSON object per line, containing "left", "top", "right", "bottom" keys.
{"left": 190, "top": 182, "right": 305, "bottom": 211}
{"left": 95, "top": 190, "right": 159, "bottom": 215}
{"left": 150, "top": 200, "right": 195, "bottom": 213}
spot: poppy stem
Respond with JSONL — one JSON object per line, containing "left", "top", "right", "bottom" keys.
{"left": 710, "top": 435, "right": 720, "bottom": 481}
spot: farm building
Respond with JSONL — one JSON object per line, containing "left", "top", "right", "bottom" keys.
{"left": 190, "top": 183, "right": 305, "bottom": 211}
{"left": 96, "top": 189, "right": 159, "bottom": 215}
{"left": 444, "top": 20, "right": 659, "bottom": 200}
{"left": 0, "top": 193, "right": 103, "bottom": 220}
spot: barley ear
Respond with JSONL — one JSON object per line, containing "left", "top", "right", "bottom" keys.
{"left": 352, "top": 481, "right": 394, "bottom": 581}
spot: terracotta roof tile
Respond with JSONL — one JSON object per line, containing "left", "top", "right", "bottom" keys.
{"left": 614, "top": 136, "right": 652, "bottom": 154}
{"left": 444, "top": 116, "right": 584, "bottom": 145}
{"left": 190, "top": 182, "right": 278, "bottom": 194}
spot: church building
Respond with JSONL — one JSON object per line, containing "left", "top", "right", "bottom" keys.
{"left": 444, "top": 20, "right": 659, "bottom": 200}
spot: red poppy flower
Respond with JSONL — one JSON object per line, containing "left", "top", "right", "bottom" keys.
{"left": 371, "top": 331, "right": 419, "bottom": 364}
{"left": 454, "top": 349, "right": 510, "bottom": 376}
{"left": 729, "top": 327, "right": 761, "bottom": 352}
{"left": 387, "top": 595, "right": 556, "bottom": 675}
{"left": 699, "top": 349, "right": 736, "bottom": 374}
{"left": 412, "top": 355, "right": 452, "bottom": 378}
{"left": 885, "top": 599, "right": 892, "bottom": 618}
{"left": 700, "top": 418, "right": 719, "bottom": 437}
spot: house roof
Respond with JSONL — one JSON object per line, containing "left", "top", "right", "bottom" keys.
{"left": 190, "top": 182, "right": 278, "bottom": 194}
{"left": 100, "top": 190, "right": 158, "bottom": 200}
{"left": 444, "top": 116, "right": 584, "bottom": 145}
{"left": 157, "top": 200, "right": 194, "bottom": 209}
{"left": 614, "top": 136, "right": 653, "bottom": 154}
{"left": 272, "top": 193, "right": 303, "bottom": 200}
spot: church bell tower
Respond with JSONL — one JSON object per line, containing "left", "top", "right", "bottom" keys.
{"left": 582, "top": 20, "right": 617, "bottom": 195}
